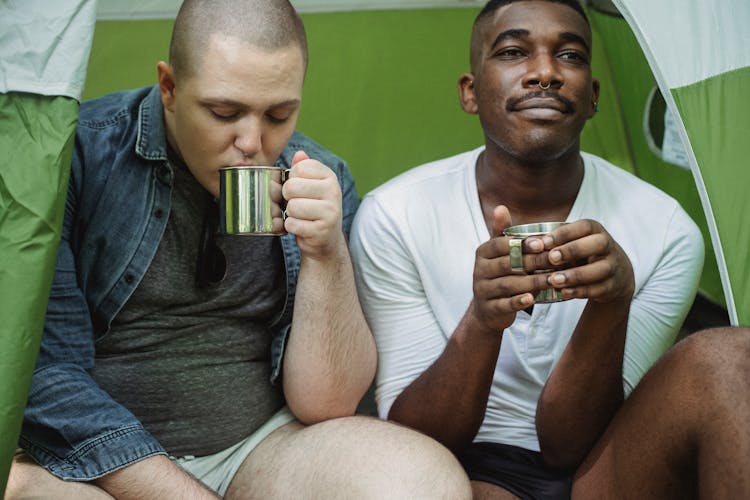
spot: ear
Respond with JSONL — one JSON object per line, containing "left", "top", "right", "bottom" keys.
{"left": 157, "top": 61, "right": 176, "bottom": 112}
{"left": 458, "top": 73, "right": 479, "bottom": 115}
{"left": 588, "top": 78, "right": 601, "bottom": 118}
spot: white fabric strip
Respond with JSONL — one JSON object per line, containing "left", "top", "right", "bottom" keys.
{"left": 613, "top": 0, "right": 750, "bottom": 89}
{"left": 0, "top": 0, "right": 97, "bottom": 100}
{"left": 96, "top": 0, "right": 485, "bottom": 19}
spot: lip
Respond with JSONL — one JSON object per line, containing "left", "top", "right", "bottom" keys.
{"left": 513, "top": 97, "right": 567, "bottom": 113}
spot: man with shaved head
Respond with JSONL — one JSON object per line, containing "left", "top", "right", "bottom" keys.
{"left": 6, "top": 1, "right": 471, "bottom": 498}
{"left": 352, "top": 0, "right": 748, "bottom": 498}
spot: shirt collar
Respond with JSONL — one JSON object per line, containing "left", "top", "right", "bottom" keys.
{"left": 135, "top": 84, "right": 169, "bottom": 162}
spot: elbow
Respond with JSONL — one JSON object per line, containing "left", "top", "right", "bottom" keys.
{"left": 536, "top": 422, "right": 587, "bottom": 471}
{"left": 288, "top": 398, "right": 358, "bottom": 425}
{"left": 284, "top": 378, "right": 366, "bottom": 425}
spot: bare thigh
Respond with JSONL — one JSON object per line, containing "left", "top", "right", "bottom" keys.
{"left": 224, "top": 415, "right": 472, "bottom": 500}
{"left": 5, "top": 453, "right": 114, "bottom": 500}
{"left": 572, "top": 327, "right": 750, "bottom": 499}
{"left": 471, "top": 480, "right": 522, "bottom": 500}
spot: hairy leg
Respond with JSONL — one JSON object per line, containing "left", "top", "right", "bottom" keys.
{"left": 225, "top": 415, "right": 472, "bottom": 500}
{"left": 5, "top": 453, "right": 114, "bottom": 500}
{"left": 572, "top": 327, "right": 750, "bottom": 499}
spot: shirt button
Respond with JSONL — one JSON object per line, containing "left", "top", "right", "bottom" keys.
{"left": 154, "top": 208, "right": 164, "bottom": 219}
{"left": 124, "top": 274, "right": 135, "bottom": 284}
{"left": 157, "top": 165, "right": 173, "bottom": 184}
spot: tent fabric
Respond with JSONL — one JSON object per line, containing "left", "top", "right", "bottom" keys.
{"left": 614, "top": 0, "right": 750, "bottom": 325}
{"left": 0, "top": 1, "right": 97, "bottom": 100}
{"left": 95, "top": 0, "right": 486, "bottom": 19}
{"left": 0, "top": 1, "right": 95, "bottom": 494}
{"left": 585, "top": 9, "right": 724, "bottom": 307}
{"left": 612, "top": 1, "right": 750, "bottom": 89}
{"left": 672, "top": 68, "right": 750, "bottom": 326}
{"left": 0, "top": 93, "right": 79, "bottom": 497}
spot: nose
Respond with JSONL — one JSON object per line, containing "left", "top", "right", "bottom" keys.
{"left": 524, "top": 52, "right": 562, "bottom": 90}
{"left": 234, "top": 116, "right": 262, "bottom": 160}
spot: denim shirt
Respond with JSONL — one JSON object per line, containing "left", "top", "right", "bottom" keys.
{"left": 19, "top": 85, "right": 360, "bottom": 480}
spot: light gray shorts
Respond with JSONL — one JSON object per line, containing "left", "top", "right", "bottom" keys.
{"left": 172, "top": 406, "right": 295, "bottom": 496}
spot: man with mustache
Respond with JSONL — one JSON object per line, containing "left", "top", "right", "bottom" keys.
{"left": 349, "top": 0, "right": 750, "bottom": 498}
{"left": 5, "top": 0, "right": 472, "bottom": 498}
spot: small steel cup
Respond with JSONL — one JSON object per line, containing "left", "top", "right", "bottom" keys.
{"left": 219, "top": 166, "right": 288, "bottom": 236}
{"left": 503, "top": 221, "right": 568, "bottom": 303}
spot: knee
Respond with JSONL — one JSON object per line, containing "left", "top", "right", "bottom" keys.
{"left": 669, "top": 326, "right": 750, "bottom": 391}
{"left": 371, "top": 420, "right": 473, "bottom": 499}
{"left": 316, "top": 416, "right": 472, "bottom": 499}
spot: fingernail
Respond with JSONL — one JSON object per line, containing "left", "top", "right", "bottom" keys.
{"left": 528, "top": 239, "right": 543, "bottom": 251}
{"left": 551, "top": 273, "right": 566, "bottom": 285}
{"left": 542, "top": 236, "right": 554, "bottom": 247}
{"left": 520, "top": 295, "right": 531, "bottom": 305}
{"left": 549, "top": 250, "right": 562, "bottom": 263}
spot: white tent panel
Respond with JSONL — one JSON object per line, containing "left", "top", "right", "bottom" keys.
{"left": 0, "top": 0, "right": 97, "bottom": 100}
{"left": 613, "top": 0, "right": 750, "bottom": 89}
{"left": 614, "top": 0, "right": 745, "bottom": 324}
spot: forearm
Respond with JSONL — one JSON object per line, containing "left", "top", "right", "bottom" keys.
{"left": 94, "top": 455, "right": 220, "bottom": 499}
{"left": 536, "top": 299, "right": 629, "bottom": 469}
{"left": 389, "top": 309, "right": 503, "bottom": 451}
{"left": 283, "top": 237, "right": 376, "bottom": 423}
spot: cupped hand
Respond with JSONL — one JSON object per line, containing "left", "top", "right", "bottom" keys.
{"left": 470, "top": 206, "right": 552, "bottom": 332}
{"left": 283, "top": 150, "right": 344, "bottom": 259}
{"left": 541, "top": 219, "right": 635, "bottom": 303}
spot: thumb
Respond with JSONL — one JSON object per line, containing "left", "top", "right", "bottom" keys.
{"left": 292, "top": 150, "right": 310, "bottom": 166}
{"left": 492, "top": 205, "right": 513, "bottom": 238}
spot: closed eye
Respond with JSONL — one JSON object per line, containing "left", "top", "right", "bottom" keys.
{"left": 266, "top": 113, "right": 292, "bottom": 124}
{"left": 210, "top": 109, "right": 239, "bottom": 122}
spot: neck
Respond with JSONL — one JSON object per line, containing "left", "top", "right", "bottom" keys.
{"left": 476, "top": 145, "right": 585, "bottom": 227}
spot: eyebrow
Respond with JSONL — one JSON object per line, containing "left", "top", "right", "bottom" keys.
{"left": 201, "top": 97, "right": 301, "bottom": 109}
{"left": 490, "top": 29, "right": 530, "bottom": 50}
{"left": 490, "top": 28, "right": 591, "bottom": 54}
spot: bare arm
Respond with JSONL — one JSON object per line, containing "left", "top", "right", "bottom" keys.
{"left": 281, "top": 151, "right": 376, "bottom": 424}
{"left": 95, "top": 455, "right": 220, "bottom": 499}
{"left": 534, "top": 220, "right": 634, "bottom": 469}
{"left": 389, "top": 206, "right": 548, "bottom": 451}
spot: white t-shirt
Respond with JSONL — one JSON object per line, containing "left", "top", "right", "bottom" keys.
{"left": 350, "top": 147, "right": 704, "bottom": 452}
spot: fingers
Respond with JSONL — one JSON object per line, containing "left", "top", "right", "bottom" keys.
{"left": 283, "top": 151, "right": 344, "bottom": 257}
{"left": 474, "top": 271, "right": 552, "bottom": 302}
{"left": 542, "top": 221, "right": 635, "bottom": 302}
{"left": 492, "top": 205, "right": 513, "bottom": 238}
{"left": 291, "top": 150, "right": 310, "bottom": 165}
{"left": 283, "top": 152, "right": 342, "bottom": 214}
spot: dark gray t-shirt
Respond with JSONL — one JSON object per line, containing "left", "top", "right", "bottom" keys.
{"left": 91, "top": 159, "right": 286, "bottom": 457}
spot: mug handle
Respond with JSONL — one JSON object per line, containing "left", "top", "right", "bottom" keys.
{"left": 508, "top": 237, "right": 525, "bottom": 274}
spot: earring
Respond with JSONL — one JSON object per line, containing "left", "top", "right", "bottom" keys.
{"left": 594, "top": 102, "right": 599, "bottom": 112}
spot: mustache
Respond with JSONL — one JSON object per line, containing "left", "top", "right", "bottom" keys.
{"left": 506, "top": 90, "right": 575, "bottom": 113}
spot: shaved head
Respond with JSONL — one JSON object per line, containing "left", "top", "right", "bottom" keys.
{"left": 169, "top": 0, "right": 308, "bottom": 80}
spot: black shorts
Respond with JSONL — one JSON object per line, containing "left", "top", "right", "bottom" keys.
{"left": 456, "top": 442, "right": 572, "bottom": 500}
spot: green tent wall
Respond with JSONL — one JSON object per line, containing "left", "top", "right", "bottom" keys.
{"left": 81, "top": 5, "right": 730, "bottom": 312}
{"left": 2, "top": 0, "right": 747, "bottom": 493}
{"left": 0, "top": 2, "right": 96, "bottom": 495}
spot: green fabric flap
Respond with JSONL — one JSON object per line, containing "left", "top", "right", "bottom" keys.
{"left": 0, "top": 92, "right": 77, "bottom": 495}
{"left": 672, "top": 66, "right": 750, "bottom": 325}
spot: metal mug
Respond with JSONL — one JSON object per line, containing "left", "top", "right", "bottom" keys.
{"left": 219, "top": 166, "right": 289, "bottom": 235}
{"left": 503, "top": 221, "right": 568, "bottom": 303}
